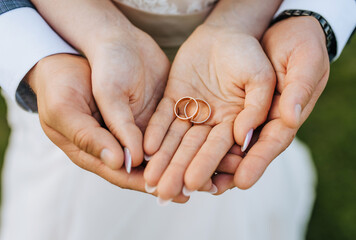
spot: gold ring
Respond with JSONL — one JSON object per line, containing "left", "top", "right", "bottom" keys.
{"left": 184, "top": 98, "right": 212, "bottom": 124}
{"left": 174, "top": 96, "right": 199, "bottom": 121}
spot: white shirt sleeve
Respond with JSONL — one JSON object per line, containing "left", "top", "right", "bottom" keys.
{"left": 0, "top": 7, "right": 78, "bottom": 106}
{"left": 275, "top": 0, "right": 356, "bottom": 59}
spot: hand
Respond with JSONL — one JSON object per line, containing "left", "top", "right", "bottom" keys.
{"left": 232, "top": 16, "right": 330, "bottom": 189}
{"left": 143, "top": 25, "right": 276, "bottom": 200}
{"left": 31, "top": 0, "right": 170, "bottom": 172}
{"left": 27, "top": 54, "right": 188, "bottom": 203}
{"left": 88, "top": 28, "right": 170, "bottom": 172}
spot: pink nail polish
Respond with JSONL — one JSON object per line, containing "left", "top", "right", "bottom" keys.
{"left": 208, "top": 184, "right": 218, "bottom": 195}
{"left": 182, "top": 186, "right": 195, "bottom": 197}
{"left": 157, "top": 197, "right": 172, "bottom": 206}
{"left": 242, "top": 129, "right": 253, "bottom": 152}
{"left": 145, "top": 183, "right": 157, "bottom": 193}
{"left": 144, "top": 154, "right": 152, "bottom": 161}
{"left": 124, "top": 147, "right": 132, "bottom": 174}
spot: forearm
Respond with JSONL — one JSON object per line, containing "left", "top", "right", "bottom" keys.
{"left": 32, "top": 0, "right": 135, "bottom": 58}
{"left": 204, "top": 0, "right": 283, "bottom": 39}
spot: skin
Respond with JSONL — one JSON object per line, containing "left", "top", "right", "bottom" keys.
{"left": 32, "top": 0, "right": 171, "bottom": 170}
{"left": 213, "top": 16, "right": 330, "bottom": 192}
{"left": 143, "top": 0, "right": 282, "bottom": 201}
{"left": 233, "top": 16, "right": 330, "bottom": 189}
{"left": 29, "top": 1, "right": 329, "bottom": 203}
{"left": 26, "top": 54, "right": 189, "bottom": 203}
{"left": 29, "top": 0, "right": 245, "bottom": 200}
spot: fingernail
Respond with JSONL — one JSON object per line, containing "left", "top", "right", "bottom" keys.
{"left": 295, "top": 104, "right": 302, "bottom": 124}
{"left": 208, "top": 184, "right": 218, "bottom": 195}
{"left": 144, "top": 154, "right": 152, "bottom": 161}
{"left": 182, "top": 186, "right": 195, "bottom": 197}
{"left": 242, "top": 129, "right": 253, "bottom": 152}
{"left": 157, "top": 197, "right": 172, "bottom": 206}
{"left": 145, "top": 183, "right": 157, "bottom": 193}
{"left": 124, "top": 147, "right": 132, "bottom": 174}
{"left": 100, "top": 149, "right": 114, "bottom": 165}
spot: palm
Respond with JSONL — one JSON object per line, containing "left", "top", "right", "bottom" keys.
{"left": 88, "top": 29, "right": 170, "bottom": 167}
{"left": 91, "top": 31, "right": 170, "bottom": 132}
{"left": 143, "top": 26, "right": 275, "bottom": 199}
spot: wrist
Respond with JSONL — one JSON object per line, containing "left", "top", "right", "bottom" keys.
{"left": 203, "top": 0, "right": 282, "bottom": 39}
{"left": 272, "top": 10, "right": 336, "bottom": 61}
{"left": 81, "top": 18, "right": 137, "bottom": 57}
{"left": 25, "top": 54, "right": 85, "bottom": 93}
{"left": 274, "top": 16, "right": 326, "bottom": 44}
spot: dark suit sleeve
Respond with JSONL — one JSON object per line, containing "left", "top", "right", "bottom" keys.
{"left": 0, "top": 0, "right": 34, "bottom": 15}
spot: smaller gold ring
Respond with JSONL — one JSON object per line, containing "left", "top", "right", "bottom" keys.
{"left": 184, "top": 98, "right": 212, "bottom": 124}
{"left": 174, "top": 96, "right": 199, "bottom": 121}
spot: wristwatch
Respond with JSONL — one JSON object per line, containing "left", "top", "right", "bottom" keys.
{"left": 273, "top": 9, "right": 337, "bottom": 62}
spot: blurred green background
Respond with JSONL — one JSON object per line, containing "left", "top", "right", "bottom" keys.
{"left": 0, "top": 38, "right": 355, "bottom": 239}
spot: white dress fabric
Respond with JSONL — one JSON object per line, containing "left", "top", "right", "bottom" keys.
{"left": 117, "top": 0, "right": 216, "bottom": 14}
{"left": 0, "top": 1, "right": 317, "bottom": 239}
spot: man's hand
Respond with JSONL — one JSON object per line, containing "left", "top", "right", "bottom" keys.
{"left": 27, "top": 54, "right": 188, "bottom": 203}
{"left": 233, "top": 16, "right": 330, "bottom": 189}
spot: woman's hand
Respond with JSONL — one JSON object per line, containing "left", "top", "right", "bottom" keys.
{"left": 32, "top": 0, "right": 170, "bottom": 172}
{"left": 143, "top": 25, "right": 276, "bottom": 201}
{"left": 88, "top": 28, "right": 170, "bottom": 172}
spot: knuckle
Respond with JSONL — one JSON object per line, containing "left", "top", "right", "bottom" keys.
{"left": 209, "top": 134, "right": 231, "bottom": 148}
{"left": 73, "top": 128, "right": 94, "bottom": 155}
{"left": 298, "top": 81, "right": 315, "bottom": 99}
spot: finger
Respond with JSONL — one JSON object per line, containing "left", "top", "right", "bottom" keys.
{"left": 144, "top": 97, "right": 176, "bottom": 156}
{"left": 234, "top": 70, "right": 276, "bottom": 151}
{"left": 156, "top": 125, "right": 211, "bottom": 200}
{"left": 228, "top": 144, "right": 244, "bottom": 156}
{"left": 144, "top": 118, "right": 191, "bottom": 187}
{"left": 43, "top": 106, "right": 124, "bottom": 170}
{"left": 95, "top": 93, "right": 143, "bottom": 171}
{"left": 234, "top": 119, "right": 296, "bottom": 189}
{"left": 267, "top": 94, "right": 281, "bottom": 121}
{"left": 216, "top": 153, "right": 243, "bottom": 174}
{"left": 44, "top": 124, "right": 190, "bottom": 204}
{"left": 212, "top": 174, "right": 235, "bottom": 195}
{"left": 278, "top": 50, "right": 329, "bottom": 129}
{"left": 184, "top": 122, "right": 234, "bottom": 191}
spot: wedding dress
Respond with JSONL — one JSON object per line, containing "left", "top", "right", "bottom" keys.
{"left": 0, "top": 1, "right": 316, "bottom": 239}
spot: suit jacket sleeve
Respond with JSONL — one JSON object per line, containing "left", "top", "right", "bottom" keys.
{"left": 275, "top": 0, "right": 356, "bottom": 61}
{"left": 0, "top": 0, "right": 78, "bottom": 112}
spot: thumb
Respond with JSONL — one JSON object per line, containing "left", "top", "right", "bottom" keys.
{"left": 278, "top": 54, "right": 327, "bottom": 129}
{"left": 94, "top": 92, "right": 144, "bottom": 173}
{"left": 43, "top": 105, "right": 124, "bottom": 170}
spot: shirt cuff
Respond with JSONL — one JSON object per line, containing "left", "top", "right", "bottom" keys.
{"left": 275, "top": 0, "right": 356, "bottom": 59}
{"left": 0, "top": 7, "right": 78, "bottom": 111}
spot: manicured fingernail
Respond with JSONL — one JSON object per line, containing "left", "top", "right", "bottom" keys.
{"left": 208, "top": 184, "right": 218, "bottom": 195}
{"left": 242, "top": 129, "right": 253, "bottom": 152}
{"left": 295, "top": 104, "right": 302, "bottom": 124}
{"left": 144, "top": 154, "right": 152, "bottom": 161}
{"left": 182, "top": 186, "right": 195, "bottom": 197}
{"left": 145, "top": 183, "right": 157, "bottom": 193}
{"left": 100, "top": 149, "right": 114, "bottom": 165}
{"left": 124, "top": 147, "right": 131, "bottom": 174}
{"left": 157, "top": 197, "right": 172, "bottom": 206}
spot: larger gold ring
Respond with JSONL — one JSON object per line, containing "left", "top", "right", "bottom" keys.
{"left": 174, "top": 96, "right": 199, "bottom": 121}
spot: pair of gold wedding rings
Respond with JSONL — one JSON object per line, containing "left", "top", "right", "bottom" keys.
{"left": 174, "top": 96, "right": 212, "bottom": 124}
